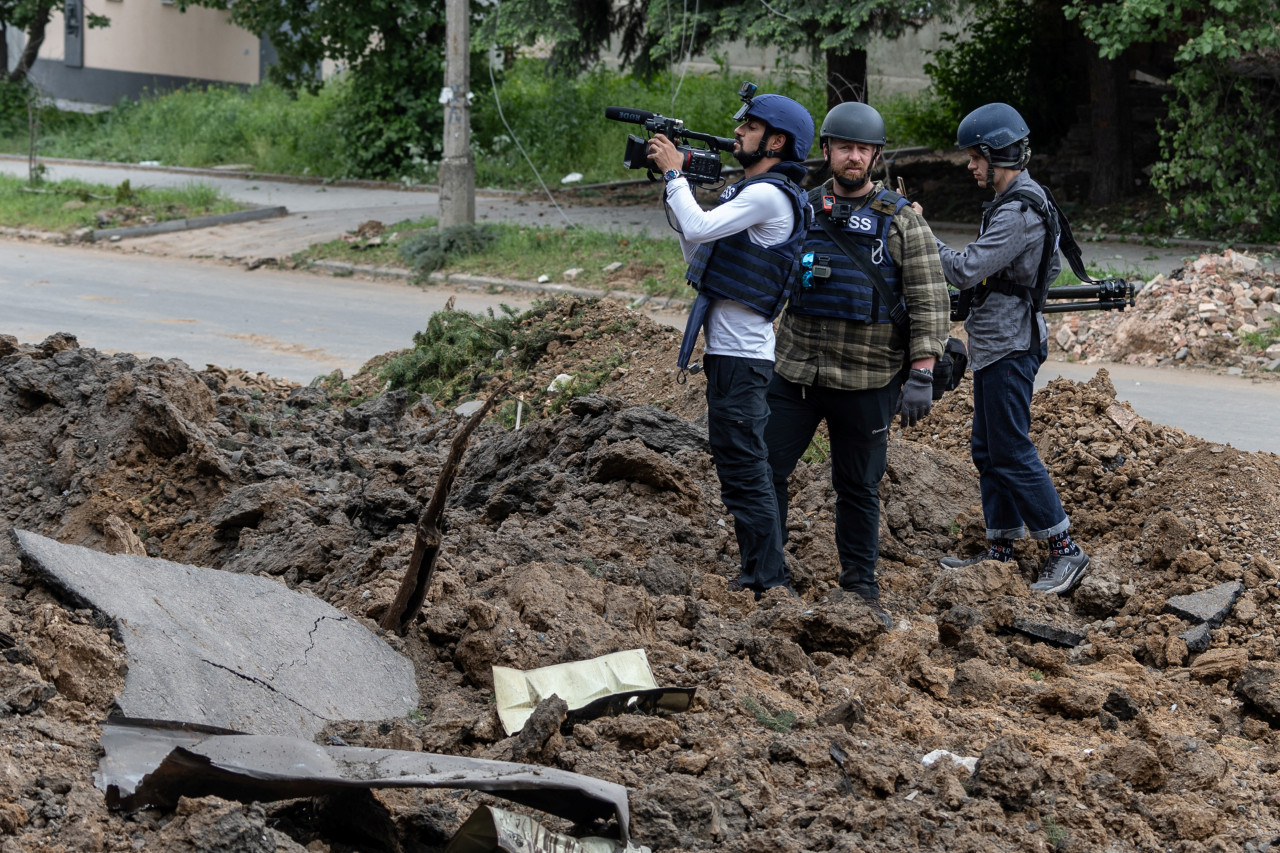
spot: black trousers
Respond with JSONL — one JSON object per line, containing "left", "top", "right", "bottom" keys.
{"left": 703, "top": 354, "right": 788, "bottom": 590}
{"left": 765, "top": 373, "right": 897, "bottom": 598}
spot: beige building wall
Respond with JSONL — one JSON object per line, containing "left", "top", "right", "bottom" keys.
{"left": 39, "top": 8, "right": 65, "bottom": 60}
{"left": 675, "top": 21, "right": 952, "bottom": 99}
{"left": 59, "top": 1, "right": 260, "bottom": 83}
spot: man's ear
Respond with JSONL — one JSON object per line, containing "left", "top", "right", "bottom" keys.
{"left": 767, "top": 132, "right": 786, "bottom": 156}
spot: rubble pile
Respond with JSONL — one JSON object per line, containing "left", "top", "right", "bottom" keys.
{"left": 1049, "top": 249, "right": 1280, "bottom": 374}
{"left": 1, "top": 294, "right": 1280, "bottom": 853}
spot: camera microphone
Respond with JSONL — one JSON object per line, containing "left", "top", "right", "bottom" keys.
{"left": 604, "top": 106, "right": 656, "bottom": 123}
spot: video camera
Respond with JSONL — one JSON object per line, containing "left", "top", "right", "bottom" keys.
{"left": 949, "top": 277, "right": 1135, "bottom": 322}
{"left": 604, "top": 82, "right": 757, "bottom": 186}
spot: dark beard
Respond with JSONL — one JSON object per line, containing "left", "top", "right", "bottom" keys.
{"left": 733, "top": 138, "right": 769, "bottom": 169}
{"left": 833, "top": 172, "right": 869, "bottom": 191}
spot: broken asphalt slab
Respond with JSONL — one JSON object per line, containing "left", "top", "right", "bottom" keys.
{"left": 1165, "top": 580, "right": 1245, "bottom": 627}
{"left": 12, "top": 530, "right": 417, "bottom": 738}
{"left": 97, "top": 718, "right": 638, "bottom": 846}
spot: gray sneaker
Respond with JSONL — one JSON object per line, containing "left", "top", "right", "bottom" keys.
{"left": 1030, "top": 550, "right": 1091, "bottom": 595}
{"left": 861, "top": 597, "right": 893, "bottom": 630}
{"left": 939, "top": 550, "right": 1005, "bottom": 569}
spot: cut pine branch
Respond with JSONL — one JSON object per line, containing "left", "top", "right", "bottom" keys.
{"left": 381, "top": 384, "right": 508, "bottom": 634}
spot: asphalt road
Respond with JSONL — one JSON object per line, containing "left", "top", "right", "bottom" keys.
{"left": 0, "top": 242, "right": 544, "bottom": 381}
{"left": 1, "top": 155, "right": 1277, "bottom": 455}
{"left": 0, "top": 155, "right": 1230, "bottom": 279}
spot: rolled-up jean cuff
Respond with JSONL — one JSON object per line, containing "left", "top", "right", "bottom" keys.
{"left": 1027, "top": 517, "right": 1070, "bottom": 540}
{"left": 986, "top": 525, "right": 1027, "bottom": 540}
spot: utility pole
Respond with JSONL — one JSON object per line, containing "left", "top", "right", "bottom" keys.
{"left": 439, "top": 0, "right": 475, "bottom": 226}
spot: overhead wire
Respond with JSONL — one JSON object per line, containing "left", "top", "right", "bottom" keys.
{"left": 481, "top": 0, "right": 575, "bottom": 230}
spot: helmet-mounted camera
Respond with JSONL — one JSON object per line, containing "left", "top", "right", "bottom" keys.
{"left": 733, "top": 81, "right": 759, "bottom": 122}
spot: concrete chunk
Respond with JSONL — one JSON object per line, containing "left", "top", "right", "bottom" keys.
{"left": 13, "top": 530, "right": 417, "bottom": 739}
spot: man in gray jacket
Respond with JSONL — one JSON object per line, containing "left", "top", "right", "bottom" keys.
{"left": 932, "top": 102, "right": 1090, "bottom": 595}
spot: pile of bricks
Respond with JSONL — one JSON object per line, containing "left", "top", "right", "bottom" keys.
{"left": 1049, "top": 250, "right": 1280, "bottom": 374}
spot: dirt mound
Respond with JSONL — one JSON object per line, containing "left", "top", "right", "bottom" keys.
{"left": 2, "top": 290, "right": 1280, "bottom": 852}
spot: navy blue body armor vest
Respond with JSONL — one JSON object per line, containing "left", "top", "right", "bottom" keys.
{"left": 787, "top": 187, "right": 906, "bottom": 323}
{"left": 684, "top": 169, "right": 811, "bottom": 320}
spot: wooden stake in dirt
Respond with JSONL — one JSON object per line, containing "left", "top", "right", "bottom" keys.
{"left": 382, "top": 385, "right": 507, "bottom": 635}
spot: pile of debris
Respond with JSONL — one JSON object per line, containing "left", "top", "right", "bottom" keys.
{"left": 1049, "top": 249, "right": 1280, "bottom": 374}
{"left": 1, "top": 293, "right": 1280, "bottom": 853}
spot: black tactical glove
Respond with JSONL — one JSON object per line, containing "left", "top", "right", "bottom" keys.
{"left": 899, "top": 368, "right": 934, "bottom": 427}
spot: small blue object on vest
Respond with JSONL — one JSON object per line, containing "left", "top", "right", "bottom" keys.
{"left": 788, "top": 187, "right": 907, "bottom": 324}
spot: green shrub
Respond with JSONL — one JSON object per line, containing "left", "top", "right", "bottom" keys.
{"left": 397, "top": 224, "right": 501, "bottom": 276}
{"left": 0, "top": 79, "right": 33, "bottom": 140}
{"left": 28, "top": 82, "right": 348, "bottom": 176}
{"left": 877, "top": 91, "right": 956, "bottom": 150}
{"left": 472, "top": 60, "right": 825, "bottom": 187}
{"left": 922, "top": 0, "right": 1081, "bottom": 149}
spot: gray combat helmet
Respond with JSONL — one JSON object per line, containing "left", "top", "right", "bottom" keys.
{"left": 819, "top": 101, "right": 886, "bottom": 146}
{"left": 956, "top": 102, "right": 1031, "bottom": 169}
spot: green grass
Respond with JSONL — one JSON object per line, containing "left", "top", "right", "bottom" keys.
{"left": 14, "top": 82, "right": 348, "bottom": 177}
{"left": 1241, "top": 317, "right": 1280, "bottom": 351}
{"left": 1050, "top": 263, "right": 1152, "bottom": 288}
{"left": 295, "top": 216, "right": 690, "bottom": 297}
{"left": 0, "top": 173, "right": 245, "bottom": 233}
{"left": 5, "top": 64, "right": 827, "bottom": 187}
{"left": 741, "top": 696, "right": 797, "bottom": 733}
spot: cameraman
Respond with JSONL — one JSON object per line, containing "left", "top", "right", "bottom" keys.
{"left": 647, "top": 92, "right": 813, "bottom": 599}
{"left": 931, "top": 103, "right": 1091, "bottom": 595}
{"left": 764, "top": 102, "right": 950, "bottom": 629}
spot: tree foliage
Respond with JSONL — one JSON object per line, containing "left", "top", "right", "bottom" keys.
{"left": 178, "top": 0, "right": 451, "bottom": 179}
{"left": 1066, "top": 0, "right": 1280, "bottom": 240}
{"left": 924, "top": 0, "right": 1082, "bottom": 148}
{"left": 1, "top": 0, "right": 109, "bottom": 84}
{"left": 494, "top": 0, "right": 963, "bottom": 96}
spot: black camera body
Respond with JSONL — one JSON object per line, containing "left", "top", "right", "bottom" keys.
{"left": 605, "top": 83, "right": 759, "bottom": 186}
{"left": 621, "top": 128, "right": 725, "bottom": 185}
{"left": 821, "top": 196, "right": 858, "bottom": 227}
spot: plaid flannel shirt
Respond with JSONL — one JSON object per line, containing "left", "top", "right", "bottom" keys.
{"left": 774, "top": 180, "right": 951, "bottom": 391}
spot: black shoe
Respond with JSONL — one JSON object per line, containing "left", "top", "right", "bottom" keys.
{"left": 1031, "top": 550, "right": 1091, "bottom": 595}
{"left": 860, "top": 597, "right": 893, "bottom": 630}
{"left": 939, "top": 550, "right": 1007, "bottom": 570}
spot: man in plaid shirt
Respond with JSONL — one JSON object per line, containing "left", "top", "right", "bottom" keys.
{"left": 765, "top": 101, "right": 951, "bottom": 629}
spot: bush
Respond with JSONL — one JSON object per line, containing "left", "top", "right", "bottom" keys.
{"left": 31, "top": 82, "right": 348, "bottom": 176}
{"left": 0, "top": 80, "right": 33, "bottom": 140}
{"left": 472, "top": 60, "right": 825, "bottom": 187}
{"left": 398, "top": 224, "right": 500, "bottom": 276}
{"left": 922, "top": 0, "right": 1082, "bottom": 149}
{"left": 1152, "top": 67, "right": 1280, "bottom": 242}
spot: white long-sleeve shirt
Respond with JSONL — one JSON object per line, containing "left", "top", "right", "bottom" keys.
{"left": 664, "top": 176, "right": 796, "bottom": 360}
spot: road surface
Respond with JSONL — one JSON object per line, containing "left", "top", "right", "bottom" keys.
{"left": 1, "top": 156, "right": 1276, "bottom": 455}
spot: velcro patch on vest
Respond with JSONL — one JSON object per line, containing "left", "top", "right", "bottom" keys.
{"left": 869, "top": 198, "right": 899, "bottom": 215}
{"left": 840, "top": 214, "right": 878, "bottom": 235}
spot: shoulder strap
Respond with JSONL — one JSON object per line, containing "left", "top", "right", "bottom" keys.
{"left": 988, "top": 187, "right": 1098, "bottom": 286}
{"left": 747, "top": 170, "right": 811, "bottom": 236}
{"left": 1039, "top": 186, "right": 1095, "bottom": 284}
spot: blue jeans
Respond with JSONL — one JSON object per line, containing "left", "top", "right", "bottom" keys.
{"left": 971, "top": 346, "right": 1069, "bottom": 540}
{"left": 765, "top": 373, "right": 897, "bottom": 598}
{"left": 704, "top": 354, "right": 788, "bottom": 590}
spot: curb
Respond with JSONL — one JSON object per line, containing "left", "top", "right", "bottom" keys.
{"left": 305, "top": 260, "right": 693, "bottom": 314}
{"left": 90, "top": 204, "right": 289, "bottom": 241}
